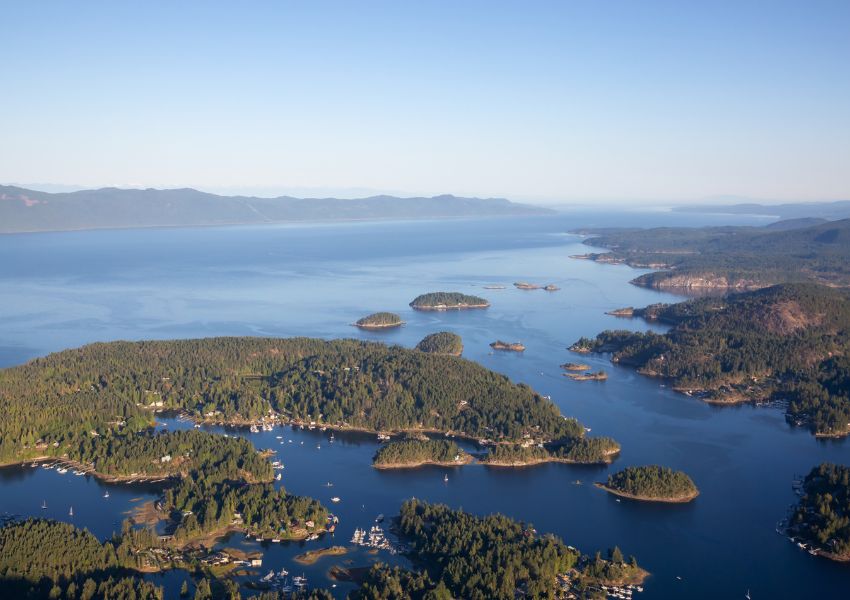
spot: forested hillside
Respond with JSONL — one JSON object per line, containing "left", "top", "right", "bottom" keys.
{"left": 573, "top": 219, "right": 850, "bottom": 290}
{"left": 574, "top": 284, "right": 850, "bottom": 436}
{"left": 0, "top": 337, "right": 599, "bottom": 462}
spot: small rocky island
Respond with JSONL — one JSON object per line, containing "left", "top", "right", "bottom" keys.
{"left": 596, "top": 465, "right": 699, "bottom": 503}
{"left": 513, "top": 282, "right": 560, "bottom": 291}
{"left": 354, "top": 311, "right": 404, "bottom": 329}
{"left": 566, "top": 370, "right": 608, "bottom": 381}
{"left": 416, "top": 331, "right": 463, "bottom": 356}
{"left": 490, "top": 340, "right": 525, "bottom": 352}
{"left": 409, "top": 291, "right": 490, "bottom": 311}
{"left": 562, "top": 362, "right": 591, "bottom": 371}
{"left": 372, "top": 439, "right": 471, "bottom": 469}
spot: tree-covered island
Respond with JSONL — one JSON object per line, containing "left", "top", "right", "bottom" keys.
{"left": 571, "top": 283, "right": 850, "bottom": 437}
{"left": 415, "top": 331, "right": 463, "bottom": 355}
{"left": 0, "top": 337, "right": 615, "bottom": 466}
{"left": 596, "top": 465, "right": 699, "bottom": 502}
{"left": 372, "top": 439, "right": 471, "bottom": 469}
{"left": 354, "top": 312, "right": 404, "bottom": 329}
{"left": 409, "top": 291, "right": 489, "bottom": 311}
{"left": 787, "top": 462, "right": 850, "bottom": 561}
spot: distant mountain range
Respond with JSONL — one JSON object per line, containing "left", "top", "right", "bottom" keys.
{"left": 674, "top": 199, "right": 850, "bottom": 220}
{"left": 0, "top": 185, "right": 554, "bottom": 233}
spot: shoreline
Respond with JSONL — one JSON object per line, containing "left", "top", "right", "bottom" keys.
{"left": 352, "top": 322, "right": 404, "bottom": 330}
{"left": 373, "top": 454, "right": 474, "bottom": 470}
{"left": 483, "top": 451, "right": 619, "bottom": 468}
{"left": 0, "top": 456, "right": 179, "bottom": 484}
{"left": 410, "top": 303, "right": 489, "bottom": 311}
{"left": 594, "top": 483, "right": 699, "bottom": 503}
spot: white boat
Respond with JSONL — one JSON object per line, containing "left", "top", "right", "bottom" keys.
{"left": 331, "top": 497, "right": 341, "bottom": 503}
{"left": 104, "top": 491, "right": 109, "bottom": 498}
{"left": 41, "top": 500, "right": 47, "bottom": 509}
{"left": 275, "top": 473, "right": 282, "bottom": 481}
{"left": 69, "top": 506, "right": 73, "bottom": 516}
{"left": 444, "top": 474, "right": 449, "bottom": 482}
{"left": 249, "top": 425, "right": 259, "bottom": 433}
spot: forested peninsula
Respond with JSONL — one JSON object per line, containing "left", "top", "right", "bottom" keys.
{"left": 0, "top": 337, "right": 615, "bottom": 465}
{"left": 571, "top": 218, "right": 850, "bottom": 290}
{"left": 597, "top": 466, "right": 699, "bottom": 502}
{"left": 572, "top": 284, "right": 850, "bottom": 437}
{"left": 787, "top": 463, "right": 850, "bottom": 561}
{"left": 346, "top": 499, "right": 648, "bottom": 599}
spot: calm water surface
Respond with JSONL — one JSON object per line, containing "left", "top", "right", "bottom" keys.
{"left": 1, "top": 212, "right": 847, "bottom": 599}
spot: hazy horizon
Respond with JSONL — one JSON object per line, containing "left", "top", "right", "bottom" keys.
{"left": 2, "top": 2, "right": 848, "bottom": 203}
{"left": 4, "top": 181, "right": 848, "bottom": 208}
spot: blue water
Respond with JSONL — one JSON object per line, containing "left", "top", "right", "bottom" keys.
{"left": 1, "top": 211, "right": 846, "bottom": 599}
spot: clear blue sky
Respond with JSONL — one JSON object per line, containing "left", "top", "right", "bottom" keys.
{"left": 1, "top": 1, "right": 848, "bottom": 202}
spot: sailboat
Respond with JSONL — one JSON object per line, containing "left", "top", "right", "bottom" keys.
{"left": 104, "top": 491, "right": 110, "bottom": 498}
{"left": 745, "top": 591, "right": 751, "bottom": 600}
{"left": 41, "top": 500, "right": 47, "bottom": 510}
{"left": 69, "top": 506, "right": 74, "bottom": 517}
{"left": 444, "top": 474, "right": 449, "bottom": 482}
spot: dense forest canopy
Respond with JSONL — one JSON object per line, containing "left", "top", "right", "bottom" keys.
{"left": 415, "top": 332, "right": 463, "bottom": 355}
{"left": 409, "top": 292, "right": 489, "bottom": 309}
{"left": 396, "top": 499, "right": 578, "bottom": 599}
{"left": 372, "top": 439, "right": 465, "bottom": 466}
{"left": 481, "top": 437, "right": 620, "bottom": 465}
{"left": 790, "top": 463, "right": 850, "bottom": 557}
{"left": 575, "top": 284, "right": 850, "bottom": 436}
{"left": 65, "top": 428, "right": 326, "bottom": 542}
{"left": 574, "top": 218, "right": 850, "bottom": 289}
{"left": 0, "top": 519, "right": 163, "bottom": 599}
{"left": 0, "top": 337, "right": 603, "bottom": 463}
{"left": 604, "top": 466, "right": 698, "bottom": 500}
{"left": 67, "top": 429, "right": 271, "bottom": 479}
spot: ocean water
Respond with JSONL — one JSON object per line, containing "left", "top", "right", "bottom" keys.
{"left": 0, "top": 211, "right": 846, "bottom": 598}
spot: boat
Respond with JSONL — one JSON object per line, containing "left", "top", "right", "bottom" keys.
{"left": 275, "top": 473, "right": 282, "bottom": 481}
{"left": 331, "top": 497, "right": 340, "bottom": 503}
{"left": 375, "top": 514, "right": 384, "bottom": 523}
{"left": 104, "top": 491, "right": 109, "bottom": 498}
{"left": 325, "top": 482, "right": 333, "bottom": 487}
{"left": 249, "top": 425, "right": 259, "bottom": 433}
{"left": 444, "top": 474, "right": 449, "bottom": 482}
{"left": 41, "top": 500, "right": 47, "bottom": 510}
{"left": 69, "top": 506, "right": 73, "bottom": 517}
{"left": 745, "top": 590, "right": 751, "bottom": 600}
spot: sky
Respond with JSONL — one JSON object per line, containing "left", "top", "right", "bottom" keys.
{"left": 1, "top": 1, "right": 848, "bottom": 203}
